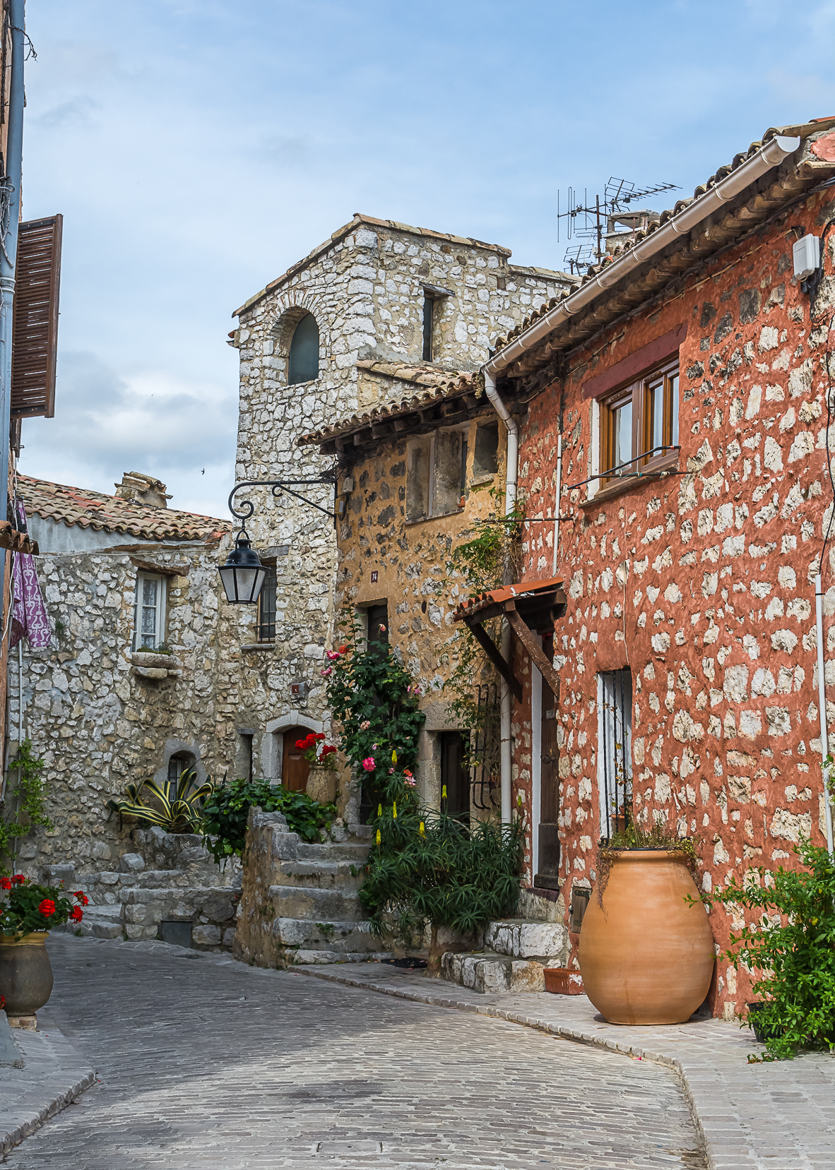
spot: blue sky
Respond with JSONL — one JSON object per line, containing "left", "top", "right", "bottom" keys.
{"left": 17, "top": 0, "right": 835, "bottom": 517}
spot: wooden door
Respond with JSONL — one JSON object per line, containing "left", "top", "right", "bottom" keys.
{"left": 282, "top": 727, "right": 311, "bottom": 793}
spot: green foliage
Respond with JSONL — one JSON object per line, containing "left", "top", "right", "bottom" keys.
{"left": 106, "top": 770, "right": 213, "bottom": 834}
{"left": 325, "top": 620, "right": 425, "bottom": 805}
{"left": 0, "top": 875, "right": 87, "bottom": 937}
{"left": 707, "top": 839, "right": 835, "bottom": 1060}
{"left": 0, "top": 741, "right": 52, "bottom": 868}
{"left": 360, "top": 772, "right": 523, "bottom": 963}
{"left": 199, "top": 777, "right": 336, "bottom": 864}
{"left": 596, "top": 823, "right": 698, "bottom": 903}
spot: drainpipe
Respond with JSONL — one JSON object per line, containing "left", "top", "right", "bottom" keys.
{"left": 814, "top": 574, "right": 835, "bottom": 857}
{"left": 552, "top": 434, "right": 562, "bottom": 576}
{"left": 0, "top": 1, "right": 25, "bottom": 608}
{"left": 484, "top": 371, "right": 516, "bottom": 825}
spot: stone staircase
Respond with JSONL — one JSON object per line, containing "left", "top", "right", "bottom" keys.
{"left": 439, "top": 918, "right": 569, "bottom": 993}
{"left": 235, "top": 811, "right": 391, "bottom": 967}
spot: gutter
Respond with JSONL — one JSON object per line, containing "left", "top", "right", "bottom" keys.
{"left": 484, "top": 134, "right": 801, "bottom": 379}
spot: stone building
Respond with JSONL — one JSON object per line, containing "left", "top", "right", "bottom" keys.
{"left": 12, "top": 471, "right": 235, "bottom": 873}
{"left": 468, "top": 118, "right": 835, "bottom": 1014}
{"left": 228, "top": 214, "right": 573, "bottom": 800}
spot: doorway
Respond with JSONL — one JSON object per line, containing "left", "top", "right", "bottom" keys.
{"left": 281, "top": 726, "right": 311, "bottom": 793}
{"left": 440, "top": 730, "right": 470, "bottom": 825}
{"left": 532, "top": 634, "right": 560, "bottom": 889}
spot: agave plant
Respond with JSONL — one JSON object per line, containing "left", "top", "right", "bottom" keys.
{"left": 106, "top": 770, "right": 214, "bottom": 834}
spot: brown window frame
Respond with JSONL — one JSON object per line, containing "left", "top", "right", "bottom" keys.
{"left": 598, "top": 356, "right": 679, "bottom": 486}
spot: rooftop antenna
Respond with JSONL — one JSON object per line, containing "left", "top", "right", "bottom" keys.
{"left": 557, "top": 177, "right": 679, "bottom": 275}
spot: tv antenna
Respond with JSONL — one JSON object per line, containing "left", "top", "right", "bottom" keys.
{"left": 557, "top": 177, "right": 679, "bottom": 275}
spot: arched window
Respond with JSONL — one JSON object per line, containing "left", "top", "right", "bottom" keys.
{"left": 288, "top": 313, "right": 319, "bottom": 385}
{"left": 167, "top": 750, "right": 197, "bottom": 788}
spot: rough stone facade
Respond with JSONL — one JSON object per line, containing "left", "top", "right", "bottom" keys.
{"left": 510, "top": 168, "right": 835, "bottom": 1015}
{"left": 231, "top": 215, "right": 571, "bottom": 798}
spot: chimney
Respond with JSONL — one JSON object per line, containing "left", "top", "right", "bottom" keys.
{"left": 604, "top": 208, "right": 662, "bottom": 255}
{"left": 114, "top": 472, "right": 171, "bottom": 509}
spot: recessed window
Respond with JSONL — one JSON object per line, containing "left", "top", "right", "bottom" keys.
{"left": 134, "top": 572, "right": 166, "bottom": 650}
{"left": 472, "top": 421, "right": 499, "bottom": 479}
{"left": 364, "top": 602, "right": 388, "bottom": 646}
{"left": 406, "top": 428, "right": 467, "bottom": 521}
{"left": 167, "top": 751, "right": 196, "bottom": 786}
{"left": 422, "top": 292, "right": 436, "bottom": 361}
{"left": 288, "top": 313, "right": 319, "bottom": 385}
{"left": 598, "top": 358, "right": 679, "bottom": 483}
{"left": 597, "top": 668, "right": 632, "bottom": 840}
{"left": 256, "top": 563, "right": 277, "bottom": 642}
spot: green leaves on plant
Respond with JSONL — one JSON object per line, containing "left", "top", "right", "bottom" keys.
{"left": 199, "top": 777, "right": 336, "bottom": 863}
{"left": 0, "top": 741, "right": 52, "bottom": 867}
{"left": 107, "top": 770, "right": 213, "bottom": 834}
{"left": 708, "top": 838, "right": 835, "bottom": 1060}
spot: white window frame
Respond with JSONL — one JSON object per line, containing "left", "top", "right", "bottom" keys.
{"left": 133, "top": 572, "right": 167, "bottom": 651}
{"left": 596, "top": 669, "right": 633, "bottom": 838}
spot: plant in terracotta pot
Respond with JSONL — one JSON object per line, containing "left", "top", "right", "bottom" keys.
{"left": 578, "top": 821, "right": 715, "bottom": 1026}
{"left": 0, "top": 875, "right": 88, "bottom": 1024}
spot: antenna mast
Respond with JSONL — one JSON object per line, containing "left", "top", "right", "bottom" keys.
{"left": 557, "top": 177, "right": 679, "bottom": 275}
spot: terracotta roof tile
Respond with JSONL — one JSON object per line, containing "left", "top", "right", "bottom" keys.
{"left": 17, "top": 474, "right": 230, "bottom": 543}
{"left": 455, "top": 575, "right": 564, "bottom": 621}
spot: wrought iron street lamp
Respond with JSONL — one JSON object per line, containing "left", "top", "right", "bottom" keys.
{"left": 218, "top": 474, "right": 336, "bottom": 605}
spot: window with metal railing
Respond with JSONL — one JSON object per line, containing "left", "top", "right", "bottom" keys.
{"left": 597, "top": 668, "right": 633, "bottom": 840}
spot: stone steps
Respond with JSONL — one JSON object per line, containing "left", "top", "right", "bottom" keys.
{"left": 295, "top": 841, "right": 370, "bottom": 862}
{"left": 267, "top": 884, "right": 365, "bottom": 922}
{"left": 275, "top": 858, "right": 363, "bottom": 890}
{"left": 439, "top": 916, "right": 569, "bottom": 995}
{"left": 272, "top": 916, "right": 382, "bottom": 953}
{"left": 60, "top": 904, "right": 123, "bottom": 941}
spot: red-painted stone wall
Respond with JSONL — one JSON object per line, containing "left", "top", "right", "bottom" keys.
{"left": 513, "top": 184, "right": 835, "bottom": 1016}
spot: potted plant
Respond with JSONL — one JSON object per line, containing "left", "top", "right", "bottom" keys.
{"left": 578, "top": 822, "right": 715, "bottom": 1025}
{"left": 706, "top": 837, "right": 835, "bottom": 1060}
{"left": 0, "top": 875, "right": 88, "bottom": 1025}
{"left": 295, "top": 731, "right": 339, "bottom": 803}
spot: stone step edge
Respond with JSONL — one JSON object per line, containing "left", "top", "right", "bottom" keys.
{"left": 0, "top": 1027, "right": 97, "bottom": 1157}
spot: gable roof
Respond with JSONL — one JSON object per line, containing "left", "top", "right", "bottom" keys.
{"left": 233, "top": 213, "right": 570, "bottom": 319}
{"left": 17, "top": 474, "right": 230, "bottom": 544}
{"left": 488, "top": 118, "right": 835, "bottom": 380}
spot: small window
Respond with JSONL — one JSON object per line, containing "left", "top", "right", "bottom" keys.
{"left": 134, "top": 572, "right": 166, "bottom": 650}
{"left": 288, "top": 313, "right": 319, "bottom": 385}
{"left": 406, "top": 428, "right": 466, "bottom": 521}
{"left": 167, "top": 751, "right": 196, "bottom": 787}
{"left": 422, "top": 292, "right": 435, "bottom": 361}
{"left": 598, "top": 358, "right": 679, "bottom": 483}
{"left": 365, "top": 602, "right": 388, "bottom": 646}
{"left": 472, "top": 421, "right": 499, "bottom": 479}
{"left": 597, "top": 668, "right": 632, "bottom": 840}
{"left": 256, "top": 563, "right": 277, "bottom": 642}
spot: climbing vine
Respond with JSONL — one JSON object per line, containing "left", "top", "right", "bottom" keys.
{"left": 0, "top": 740, "right": 52, "bottom": 867}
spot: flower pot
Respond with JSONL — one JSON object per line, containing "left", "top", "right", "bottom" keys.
{"left": 578, "top": 849, "right": 714, "bottom": 1025}
{"left": 0, "top": 932, "right": 54, "bottom": 1023}
{"left": 306, "top": 765, "right": 336, "bottom": 804}
{"left": 746, "top": 1002, "right": 782, "bottom": 1044}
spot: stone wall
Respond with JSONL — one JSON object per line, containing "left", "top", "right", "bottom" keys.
{"left": 231, "top": 217, "right": 571, "bottom": 790}
{"left": 513, "top": 180, "right": 835, "bottom": 1015}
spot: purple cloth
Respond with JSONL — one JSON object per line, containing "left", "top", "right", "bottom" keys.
{"left": 11, "top": 501, "right": 51, "bottom": 650}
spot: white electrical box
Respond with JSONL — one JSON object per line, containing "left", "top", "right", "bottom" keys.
{"left": 793, "top": 234, "right": 820, "bottom": 281}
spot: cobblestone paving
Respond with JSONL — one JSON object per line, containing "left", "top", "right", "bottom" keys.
{"left": 5, "top": 936, "right": 705, "bottom": 1169}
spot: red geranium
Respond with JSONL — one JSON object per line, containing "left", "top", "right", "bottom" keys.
{"left": 12, "top": 874, "right": 25, "bottom": 884}
{"left": 73, "top": 890, "right": 89, "bottom": 906}
{"left": 70, "top": 905, "right": 84, "bottom": 922}
{"left": 38, "top": 899, "right": 56, "bottom": 917}
{"left": 0, "top": 877, "right": 11, "bottom": 891}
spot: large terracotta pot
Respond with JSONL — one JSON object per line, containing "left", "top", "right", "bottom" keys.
{"left": 0, "top": 932, "right": 54, "bottom": 1022}
{"left": 306, "top": 765, "right": 336, "bottom": 804}
{"left": 578, "top": 850, "right": 714, "bottom": 1025}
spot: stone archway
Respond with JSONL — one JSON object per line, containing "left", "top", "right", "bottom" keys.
{"left": 261, "top": 711, "right": 324, "bottom": 782}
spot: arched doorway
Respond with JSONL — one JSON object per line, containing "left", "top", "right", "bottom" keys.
{"left": 281, "top": 726, "right": 312, "bottom": 793}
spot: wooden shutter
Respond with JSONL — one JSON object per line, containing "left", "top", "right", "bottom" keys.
{"left": 11, "top": 214, "right": 63, "bottom": 418}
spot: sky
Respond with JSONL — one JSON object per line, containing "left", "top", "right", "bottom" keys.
{"left": 16, "top": 0, "right": 835, "bottom": 519}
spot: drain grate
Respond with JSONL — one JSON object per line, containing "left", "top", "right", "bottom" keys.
{"left": 315, "top": 1140, "right": 384, "bottom": 1155}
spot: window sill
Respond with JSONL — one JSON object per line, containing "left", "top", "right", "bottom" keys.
{"left": 579, "top": 460, "right": 680, "bottom": 509}
{"left": 404, "top": 507, "right": 465, "bottom": 527}
{"left": 241, "top": 642, "right": 275, "bottom": 652}
{"left": 131, "top": 650, "right": 182, "bottom": 680}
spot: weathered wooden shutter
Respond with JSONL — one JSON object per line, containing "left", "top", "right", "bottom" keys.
{"left": 11, "top": 214, "right": 62, "bottom": 418}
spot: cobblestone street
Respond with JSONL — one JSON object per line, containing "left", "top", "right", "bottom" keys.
{"left": 4, "top": 936, "right": 705, "bottom": 1169}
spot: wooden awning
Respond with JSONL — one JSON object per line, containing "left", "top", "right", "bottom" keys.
{"left": 454, "top": 575, "right": 566, "bottom": 699}
{"left": 12, "top": 215, "right": 63, "bottom": 419}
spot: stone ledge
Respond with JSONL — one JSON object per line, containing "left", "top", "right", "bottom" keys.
{"left": 0, "top": 1020, "right": 96, "bottom": 1157}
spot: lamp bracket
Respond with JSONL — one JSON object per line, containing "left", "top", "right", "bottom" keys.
{"left": 227, "top": 468, "right": 338, "bottom": 533}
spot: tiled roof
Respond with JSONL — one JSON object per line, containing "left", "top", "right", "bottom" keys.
{"left": 489, "top": 118, "right": 835, "bottom": 362}
{"left": 455, "top": 575, "right": 565, "bottom": 621}
{"left": 17, "top": 474, "right": 230, "bottom": 543}
{"left": 234, "top": 214, "right": 520, "bottom": 318}
{"left": 299, "top": 363, "right": 481, "bottom": 446}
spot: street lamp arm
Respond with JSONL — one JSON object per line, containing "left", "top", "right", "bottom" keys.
{"left": 227, "top": 476, "right": 336, "bottom": 524}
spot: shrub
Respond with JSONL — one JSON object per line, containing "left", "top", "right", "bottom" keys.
{"left": 0, "top": 741, "right": 51, "bottom": 867}
{"left": 106, "top": 770, "right": 213, "bottom": 834}
{"left": 199, "top": 777, "right": 336, "bottom": 864}
{"left": 708, "top": 838, "right": 835, "bottom": 1060}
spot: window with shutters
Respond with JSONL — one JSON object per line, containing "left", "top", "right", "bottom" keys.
{"left": 406, "top": 427, "right": 467, "bottom": 521}
{"left": 12, "top": 215, "right": 63, "bottom": 419}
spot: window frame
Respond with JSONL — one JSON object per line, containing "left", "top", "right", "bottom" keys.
{"left": 406, "top": 424, "right": 468, "bottom": 523}
{"left": 287, "top": 312, "right": 319, "bottom": 386}
{"left": 597, "top": 356, "right": 679, "bottom": 489}
{"left": 255, "top": 562, "right": 277, "bottom": 643}
{"left": 133, "top": 572, "right": 167, "bottom": 651}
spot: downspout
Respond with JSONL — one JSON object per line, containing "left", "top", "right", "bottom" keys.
{"left": 484, "top": 371, "right": 516, "bottom": 825}
{"left": 0, "top": 1, "right": 25, "bottom": 607}
{"left": 814, "top": 574, "right": 835, "bottom": 857}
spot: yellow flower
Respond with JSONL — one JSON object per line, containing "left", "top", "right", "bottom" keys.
{"left": 375, "top": 829, "right": 381, "bottom": 846}
{"left": 377, "top": 803, "right": 382, "bottom": 818}
{"left": 418, "top": 820, "right": 426, "bottom": 837}
{"left": 392, "top": 749, "right": 397, "bottom": 764}
{"left": 393, "top": 801, "right": 398, "bottom": 819}
{"left": 441, "top": 784, "right": 447, "bottom": 800}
